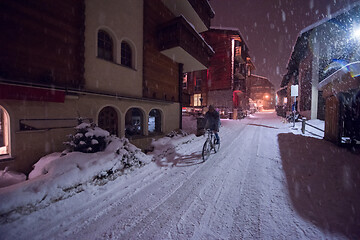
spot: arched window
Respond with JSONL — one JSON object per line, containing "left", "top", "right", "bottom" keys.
{"left": 121, "top": 41, "right": 132, "bottom": 68}
{"left": 98, "top": 106, "right": 118, "bottom": 136}
{"left": 125, "top": 108, "right": 143, "bottom": 137}
{"left": 0, "top": 106, "right": 10, "bottom": 156}
{"left": 148, "top": 109, "right": 162, "bottom": 134}
{"left": 98, "top": 30, "right": 113, "bottom": 61}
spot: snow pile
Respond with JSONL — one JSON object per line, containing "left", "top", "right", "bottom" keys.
{"left": 290, "top": 118, "right": 325, "bottom": 139}
{"left": 181, "top": 115, "right": 197, "bottom": 135}
{"left": 0, "top": 168, "right": 26, "bottom": 188}
{"left": 0, "top": 136, "right": 152, "bottom": 218}
{"left": 151, "top": 132, "right": 196, "bottom": 166}
{"left": 166, "top": 129, "right": 188, "bottom": 138}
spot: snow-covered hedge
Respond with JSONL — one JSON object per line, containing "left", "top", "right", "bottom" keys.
{"left": 0, "top": 136, "right": 152, "bottom": 217}
{"left": 64, "top": 122, "right": 110, "bottom": 153}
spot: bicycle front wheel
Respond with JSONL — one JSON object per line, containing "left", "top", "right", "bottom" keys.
{"left": 213, "top": 138, "right": 220, "bottom": 153}
{"left": 202, "top": 139, "right": 211, "bottom": 161}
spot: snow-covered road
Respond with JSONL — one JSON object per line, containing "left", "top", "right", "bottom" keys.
{"left": 2, "top": 112, "right": 359, "bottom": 239}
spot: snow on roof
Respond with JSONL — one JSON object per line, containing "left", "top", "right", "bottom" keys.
{"left": 318, "top": 61, "right": 360, "bottom": 90}
{"left": 210, "top": 26, "right": 242, "bottom": 33}
{"left": 286, "top": 2, "right": 360, "bottom": 72}
{"left": 206, "top": 0, "right": 216, "bottom": 17}
{"left": 300, "top": 1, "right": 360, "bottom": 35}
{"left": 250, "top": 74, "right": 269, "bottom": 80}
{"left": 210, "top": 26, "right": 250, "bottom": 52}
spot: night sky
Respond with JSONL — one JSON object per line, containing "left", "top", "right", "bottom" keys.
{"left": 209, "top": 0, "right": 359, "bottom": 89}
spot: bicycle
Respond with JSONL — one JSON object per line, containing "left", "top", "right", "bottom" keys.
{"left": 202, "top": 129, "right": 220, "bottom": 161}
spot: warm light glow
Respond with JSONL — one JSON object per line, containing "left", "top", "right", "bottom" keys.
{"left": 264, "top": 94, "right": 269, "bottom": 99}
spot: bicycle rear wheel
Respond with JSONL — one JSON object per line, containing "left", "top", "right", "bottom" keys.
{"left": 202, "top": 139, "right": 211, "bottom": 161}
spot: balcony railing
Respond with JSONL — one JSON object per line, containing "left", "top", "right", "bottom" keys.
{"left": 162, "top": 0, "right": 215, "bottom": 33}
{"left": 188, "top": 0, "right": 214, "bottom": 30}
{"left": 235, "top": 46, "right": 246, "bottom": 64}
{"left": 158, "top": 16, "right": 214, "bottom": 72}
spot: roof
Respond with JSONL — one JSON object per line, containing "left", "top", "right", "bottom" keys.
{"left": 209, "top": 26, "right": 250, "bottom": 52}
{"left": 300, "top": 1, "right": 360, "bottom": 35}
{"left": 318, "top": 61, "right": 360, "bottom": 90}
{"left": 285, "top": 2, "right": 360, "bottom": 82}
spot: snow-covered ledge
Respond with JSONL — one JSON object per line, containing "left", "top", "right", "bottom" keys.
{"left": 319, "top": 61, "right": 360, "bottom": 98}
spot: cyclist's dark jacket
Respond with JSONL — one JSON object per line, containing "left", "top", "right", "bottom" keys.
{"left": 204, "top": 110, "right": 220, "bottom": 131}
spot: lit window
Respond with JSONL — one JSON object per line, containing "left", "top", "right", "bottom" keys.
{"left": 194, "top": 94, "right": 202, "bottom": 107}
{"left": 0, "top": 106, "right": 9, "bottom": 156}
{"left": 148, "top": 109, "right": 162, "bottom": 134}
{"left": 183, "top": 73, "right": 188, "bottom": 89}
{"left": 125, "top": 108, "right": 143, "bottom": 137}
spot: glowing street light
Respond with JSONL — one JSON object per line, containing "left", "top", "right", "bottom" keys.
{"left": 352, "top": 25, "right": 360, "bottom": 40}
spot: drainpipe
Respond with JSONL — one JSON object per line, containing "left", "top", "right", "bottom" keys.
{"left": 179, "top": 63, "right": 184, "bottom": 129}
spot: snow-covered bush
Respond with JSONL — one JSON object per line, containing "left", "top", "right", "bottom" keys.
{"left": 166, "top": 129, "right": 188, "bottom": 138}
{"left": 64, "top": 121, "right": 110, "bottom": 153}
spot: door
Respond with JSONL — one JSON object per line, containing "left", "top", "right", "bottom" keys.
{"left": 98, "top": 106, "right": 118, "bottom": 136}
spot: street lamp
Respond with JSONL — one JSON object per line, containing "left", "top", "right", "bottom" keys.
{"left": 351, "top": 25, "right": 360, "bottom": 41}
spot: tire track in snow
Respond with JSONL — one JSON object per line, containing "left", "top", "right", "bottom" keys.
{"left": 67, "top": 135, "right": 220, "bottom": 239}
{"left": 100, "top": 122, "right": 249, "bottom": 239}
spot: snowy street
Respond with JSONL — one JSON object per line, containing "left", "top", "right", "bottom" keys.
{"left": 1, "top": 112, "right": 359, "bottom": 239}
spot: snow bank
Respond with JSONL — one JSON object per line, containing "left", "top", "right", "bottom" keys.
{"left": 290, "top": 119, "right": 325, "bottom": 139}
{"left": 0, "top": 136, "right": 151, "bottom": 215}
{"left": 0, "top": 168, "right": 26, "bottom": 188}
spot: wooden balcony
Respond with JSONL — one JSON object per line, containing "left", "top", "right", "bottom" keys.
{"left": 158, "top": 16, "right": 214, "bottom": 72}
{"left": 161, "top": 0, "right": 214, "bottom": 33}
{"left": 235, "top": 46, "right": 246, "bottom": 64}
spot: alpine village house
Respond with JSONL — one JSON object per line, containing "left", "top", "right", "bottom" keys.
{"left": 0, "top": 0, "right": 215, "bottom": 174}
{"left": 278, "top": 3, "right": 360, "bottom": 145}
{"left": 183, "top": 27, "right": 255, "bottom": 119}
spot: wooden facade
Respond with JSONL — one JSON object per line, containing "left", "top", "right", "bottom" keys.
{"left": 143, "top": 0, "right": 214, "bottom": 103}
{"left": 0, "top": 0, "right": 85, "bottom": 89}
{"left": 203, "top": 30, "right": 232, "bottom": 91}
{"left": 143, "top": 0, "right": 179, "bottom": 102}
{"left": 158, "top": 16, "right": 213, "bottom": 69}
{"left": 188, "top": 0, "right": 214, "bottom": 29}
{"left": 319, "top": 67, "right": 360, "bottom": 145}
{"left": 184, "top": 28, "right": 253, "bottom": 113}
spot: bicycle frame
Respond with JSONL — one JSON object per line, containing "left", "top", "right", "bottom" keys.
{"left": 202, "top": 129, "right": 220, "bottom": 161}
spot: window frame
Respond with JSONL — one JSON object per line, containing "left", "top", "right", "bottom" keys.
{"left": 121, "top": 41, "right": 132, "bottom": 68}
{"left": 97, "top": 30, "right": 114, "bottom": 62}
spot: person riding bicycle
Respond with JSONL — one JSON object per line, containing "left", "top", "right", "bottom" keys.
{"left": 204, "top": 105, "right": 220, "bottom": 144}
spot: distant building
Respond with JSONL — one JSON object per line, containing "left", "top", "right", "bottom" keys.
{"left": 281, "top": 3, "right": 360, "bottom": 120}
{"left": 183, "top": 27, "right": 255, "bottom": 118}
{"left": 248, "top": 75, "right": 275, "bottom": 110}
{"left": 0, "top": 0, "right": 214, "bottom": 173}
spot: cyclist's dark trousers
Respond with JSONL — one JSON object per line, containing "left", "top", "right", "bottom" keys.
{"left": 215, "top": 132, "right": 220, "bottom": 143}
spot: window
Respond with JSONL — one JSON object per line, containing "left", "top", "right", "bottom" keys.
{"left": 98, "top": 106, "right": 118, "bottom": 136}
{"left": 121, "top": 41, "right": 132, "bottom": 68}
{"left": 195, "top": 71, "right": 202, "bottom": 91}
{"left": 194, "top": 94, "right": 202, "bottom": 107}
{"left": 0, "top": 106, "right": 9, "bottom": 156}
{"left": 183, "top": 73, "right": 188, "bottom": 89}
{"left": 195, "top": 78, "right": 202, "bottom": 91}
{"left": 148, "top": 109, "right": 162, "bottom": 134}
{"left": 98, "top": 30, "right": 113, "bottom": 61}
{"left": 125, "top": 108, "right": 143, "bottom": 137}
